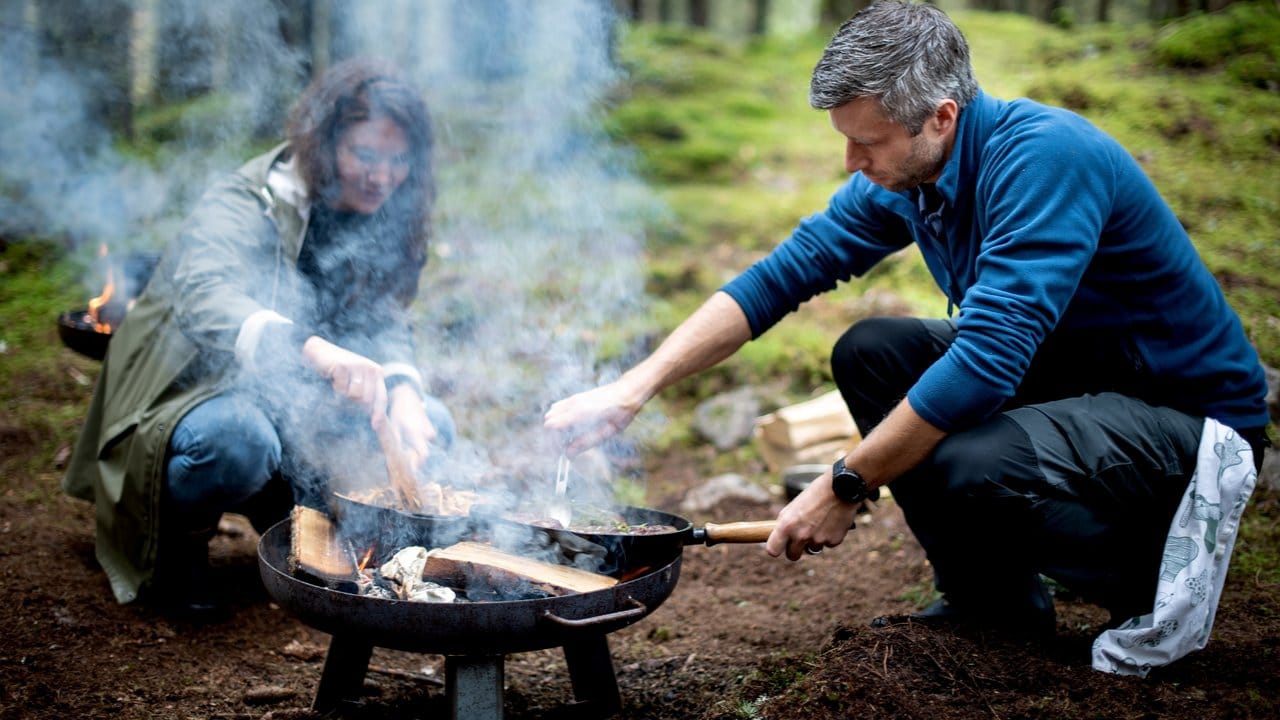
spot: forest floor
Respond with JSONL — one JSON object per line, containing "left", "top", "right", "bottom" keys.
{"left": 2, "top": 412, "right": 1279, "bottom": 719}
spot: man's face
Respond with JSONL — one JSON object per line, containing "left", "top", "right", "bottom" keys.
{"left": 829, "top": 97, "right": 948, "bottom": 192}
{"left": 332, "top": 116, "right": 411, "bottom": 214}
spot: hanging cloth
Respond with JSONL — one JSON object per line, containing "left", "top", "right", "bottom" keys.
{"left": 1091, "top": 418, "right": 1258, "bottom": 676}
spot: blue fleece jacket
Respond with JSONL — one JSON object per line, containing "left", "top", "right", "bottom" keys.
{"left": 722, "top": 90, "right": 1268, "bottom": 432}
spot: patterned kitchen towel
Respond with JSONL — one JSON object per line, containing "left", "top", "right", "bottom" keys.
{"left": 1091, "top": 418, "right": 1258, "bottom": 677}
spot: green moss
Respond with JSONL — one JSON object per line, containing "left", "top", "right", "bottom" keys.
{"left": 1235, "top": 491, "right": 1280, "bottom": 588}
{"left": 129, "top": 92, "right": 267, "bottom": 162}
{"left": 1150, "top": 2, "right": 1280, "bottom": 78}
{"left": 0, "top": 239, "right": 103, "bottom": 477}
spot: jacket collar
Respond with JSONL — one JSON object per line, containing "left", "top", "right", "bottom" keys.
{"left": 266, "top": 155, "right": 308, "bottom": 219}
{"left": 236, "top": 143, "right": 310, "bottom": 261}
{"left": 935, "top": 88, "right": 998, "bottom": 207}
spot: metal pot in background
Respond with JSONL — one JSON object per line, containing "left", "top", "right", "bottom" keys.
{"left": 782, "top": 464, "right": 828, "bottom": 501}
{"left": 56, "top": 251, "right": 160, "bottom": 361}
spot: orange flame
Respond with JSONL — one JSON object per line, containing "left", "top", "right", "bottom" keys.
{"left": 356, "top": 546, "right": 375, "bottom": 573}
{"left": 87, "top": 243, "right": 115, "bottom": 333}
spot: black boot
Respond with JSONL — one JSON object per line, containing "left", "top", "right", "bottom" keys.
{"left": 872, "top": 591, "right": 1057, "bottom": 640}
{"left": 152, "top": 524, "right": 228, "bottom": 623}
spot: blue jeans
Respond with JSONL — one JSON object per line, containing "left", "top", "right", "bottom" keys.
{"left": 165, "top": 390, "right": 456, "bottom": 530}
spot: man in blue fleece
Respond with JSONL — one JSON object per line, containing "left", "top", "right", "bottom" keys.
{"left": 545, "top": 0, "right": 1270, "bottom": 635}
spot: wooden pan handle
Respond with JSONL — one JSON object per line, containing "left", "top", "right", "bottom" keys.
{"left": 374, "top": 421, "right": 420, "bottom": 511}
{"left": 702, "top": 520, "right": 777, "bottom": 546}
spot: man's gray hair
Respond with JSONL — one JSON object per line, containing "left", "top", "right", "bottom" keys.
{"left": 810, "top": 1, "right": 979, "bottom": 134}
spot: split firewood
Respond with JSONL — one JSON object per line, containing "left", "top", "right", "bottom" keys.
{"left": 423, "top": 541, "right": 618, "bottom": 595}
{"left": 290, "top": 505, "right": 354, "bottom": 579}
{"left": 756, "top": 390, "right": 859, "bottom": 450}
{"left": 754, "top": 433, "right": 851, "bottom": 473}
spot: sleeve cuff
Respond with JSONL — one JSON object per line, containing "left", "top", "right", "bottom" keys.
{"left": 235, "top": 310, "right": 315, "bottom": 372}
{"left": 382, "top": 361, "right": 423, "bottom": 395}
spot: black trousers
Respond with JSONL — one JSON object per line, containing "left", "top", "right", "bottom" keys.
{"left": 831, "top": 317, "right": 1265, "bottom": 621}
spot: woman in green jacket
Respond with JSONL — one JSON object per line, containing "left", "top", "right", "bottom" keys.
{"left": 63, "top": 58, "right": 452, "bottom": 619}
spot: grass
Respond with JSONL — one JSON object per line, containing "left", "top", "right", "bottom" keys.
{"left": 0, "top": 239, "right": 104, "bottom": 479}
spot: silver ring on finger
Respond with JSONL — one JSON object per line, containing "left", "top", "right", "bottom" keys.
{"left": 804, "top": 544, "right": 823, "bottom": 556}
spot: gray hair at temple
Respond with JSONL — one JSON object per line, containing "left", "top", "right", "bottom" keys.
{"left": 809, "top": 0, "right": 979, "bottom": 135}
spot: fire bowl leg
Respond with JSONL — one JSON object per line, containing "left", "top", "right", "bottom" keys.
{"left": 312, "top": 635, "right": 373, "bottom": 714}
{"left": 564, "top": 634, "right": 621, "bottom": 715}
{"left": 446, "top": 655, "right": 505, "bottom": 720}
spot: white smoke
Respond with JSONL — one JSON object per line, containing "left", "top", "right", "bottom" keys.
{"left": 2, "top": 0, "right": 664, "bottom": 508}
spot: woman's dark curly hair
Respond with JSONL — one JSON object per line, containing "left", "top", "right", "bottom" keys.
{"left": 286, "top": 57, "right": 434, "bottom": 277}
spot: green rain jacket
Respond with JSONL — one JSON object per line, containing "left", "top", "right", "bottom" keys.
{"left": 63, "top": 144, "right": 422, "bottom": 603}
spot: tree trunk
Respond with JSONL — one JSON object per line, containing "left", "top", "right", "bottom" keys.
{"left": 155, "top": 3, "right": 215, "bottom": 103}
{"left": 0, "top": 0, "right": 35, "bottom": 84}
{"left": 689, "top": 0, "right": 709, "bottom": 27}
{"left": 752, "top": 0, "right": 770, "bottom": 35}
{"left": 323, "top": 1, "right": 359, "bottom": 67}
{"left": 1042, "top": 0, "right": 1064, "bottom": 23}
{"left": 278, "top": 0, "right": 315, "bottom": 80}
{"left": 658, "top": 0, "right": 675, "bottom": 23}
{"left": 35, "top": 0, "right": 133, "bottom": 139}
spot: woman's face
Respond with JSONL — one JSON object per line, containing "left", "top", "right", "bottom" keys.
{"left": 332, "top": 116, "right": 411, "bottom": 214}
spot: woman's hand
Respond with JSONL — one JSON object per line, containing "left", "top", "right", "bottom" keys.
{"left": 765, "top": 471, "right": 860, "bottom": 561}
{"left": 301, "top": 336, "right": 388, "bottom": 428}
{"left": 543, "top": 379, "right": 644, "bottom": 456}
{"left": 388, "top": 384, "right": 437, "bottom": 470}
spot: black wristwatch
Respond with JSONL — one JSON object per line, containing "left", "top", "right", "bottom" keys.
{"left": 831, "top": 457, "right": 872, "bottom": 505}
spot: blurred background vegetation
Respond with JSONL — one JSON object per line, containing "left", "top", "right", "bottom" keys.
{"left": 1, "top": 0, "right": 1277, "bottom": 474}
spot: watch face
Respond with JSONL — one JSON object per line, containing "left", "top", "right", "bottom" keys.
{"left": 831, "top": 463, "right": 866, "bottom": 504}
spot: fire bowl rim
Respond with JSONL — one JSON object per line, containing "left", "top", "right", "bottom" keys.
{"left": 57, "top": 308, "right": 112, "bottom": 361}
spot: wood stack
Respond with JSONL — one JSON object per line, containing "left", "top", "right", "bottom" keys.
{"left": 754, "top": 390, "right": 860, "bottom": 472}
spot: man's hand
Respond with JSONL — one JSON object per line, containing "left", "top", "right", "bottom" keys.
{"left": 543, "top": 380, "right": 644, "bottom": 457}
{"left": 301, "top": 336, "right": 388, "bottom": 428}
{"left": 544, "top": 292, "right": 754, "bottom": 456}
{"left": 765, "top": 470, "right": 860, "bottom": 561}
{"left": 388, "top": 384, "right": 437, "bottom": 471}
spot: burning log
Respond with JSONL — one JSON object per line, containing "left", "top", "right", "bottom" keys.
{"left": 423, "top": 541, "right": 618, "bottom": 596}
{"left": 290, "top": 505, "right": 355, "bottom": 580}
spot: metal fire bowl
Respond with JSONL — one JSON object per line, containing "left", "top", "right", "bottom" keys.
{"left": 257, "top": 519, "right": 682, "bottom": 656}
{"left": 57, "top": 309, "right": 111, "bottom": 361}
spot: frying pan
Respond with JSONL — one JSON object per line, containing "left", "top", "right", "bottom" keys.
{"left": 329, "top": 490, "right": 776, "bottom": 576}
{"left": 475, "top": 504, "right": 777, "bottom": 576}
{"left": 328, "top": 491, "right": 473, "bottom": 551}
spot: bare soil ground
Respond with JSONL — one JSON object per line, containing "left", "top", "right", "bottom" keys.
{"left": 2, "top": 372, "right": 1279, "bottom": 720}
